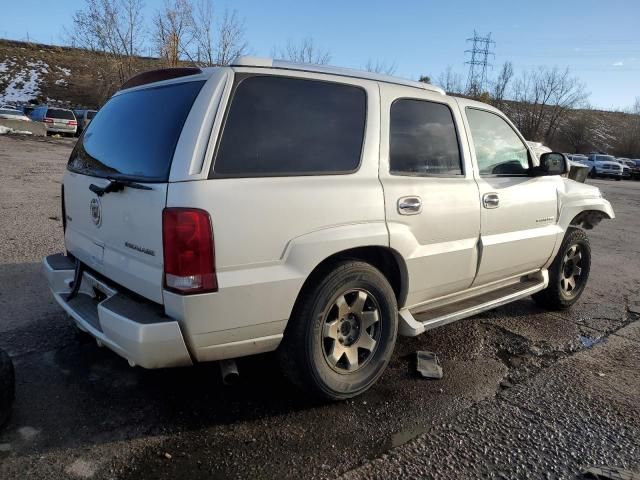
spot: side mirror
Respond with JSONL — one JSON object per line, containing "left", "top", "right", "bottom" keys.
{"left": 535, "top": 152, "right": 569, "bottom": 176}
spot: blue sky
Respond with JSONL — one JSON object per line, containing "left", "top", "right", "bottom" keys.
{"left": 2, "top": 0, "right": 639, "bottom": 109}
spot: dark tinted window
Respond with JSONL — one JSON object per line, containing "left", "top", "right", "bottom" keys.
{"left": 87, "top": 110, "right": 97, "bottom": 119}
{"left": 47, "top": 108, "right": 75, "bottom": 120}
{"left": 390, "top": 99, "right": 462, "bottom": 175}
{"left": 213, "top": 76, "right": 366, "bottom": 176}
{"left": 68, "top": 81, "right": 204, "bottom": 182}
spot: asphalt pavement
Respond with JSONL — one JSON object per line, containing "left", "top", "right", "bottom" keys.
{"left": 0, "top": 135, "right": 638, "bottom": 479}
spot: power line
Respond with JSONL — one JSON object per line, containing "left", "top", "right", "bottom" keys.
{"left": 465, "top": 30, "right": 495, "bottom": 96}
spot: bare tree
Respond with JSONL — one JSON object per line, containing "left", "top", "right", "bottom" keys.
{"left": 418, "top": 75, "right": 431, "bottom": 84}
{"left": 275, "top": 37, "right": 331, "bottom": 65}
{"left": 436, "top": 66, "right": 463, "bottom": 94}
{"left": 510, "top": 66, "right": 588, "bottom": 143}
{"left": 69, "top": 0, "right": 145, "bottom": 97}
{"left": 364, "top": 59, "right": 396, "bottom": 75}
{"left": 614, "top": 97, "right": 640, "bottom": 157}
{"left": 491, "top": 61, "right": 513, "bottom": 107}
{"left": 558, "top": 110, "right": 594, "bottom": 153}
{"left": 152, "top": 0, "right": 194, "bottom": 67}
{"left": 191, "top": 2, "right": 247, "bottom": 66}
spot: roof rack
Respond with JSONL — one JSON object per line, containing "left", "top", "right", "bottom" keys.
{"left": 231, "top": 56, "right": 445, "bottom": 95}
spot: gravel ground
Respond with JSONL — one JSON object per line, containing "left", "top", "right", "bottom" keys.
{"left": 0, "top": 134, "right": 639, "bottom": 479}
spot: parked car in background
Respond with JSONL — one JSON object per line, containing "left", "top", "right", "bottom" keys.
{"left": 528, "top": 144, "right": 588, "bottom": 183}
{"left": 630, "top": 159, "right": 640, "bottom": 179}
{"left": 30, "top": 106, "right": 77, "bottom": 136}
{"left": 0, "top": 107, "right": 31, "bottom": 122}
{"left": 43, "top": 59, "right": 613, "bottom": 399}
{"left": 74, "top": 109, "right": 97, "bottom": 135}
{"left": 568, "top": 154, "right": 588, "bottom": 163}
{"left": 22, "top": 105, "right": 35, "bottom": 117}
{"left": 582, "top": 154, "right": 624, "bottom": 180}
{"left": 617, "top": 158, "right": 635, "bottom": 179}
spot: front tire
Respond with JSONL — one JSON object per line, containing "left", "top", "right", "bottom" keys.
{"left": 533, "top": 228, "right": 591, "bottom": 310}
{"left": 279, "top": 261, "right": 398, "bottom": 400}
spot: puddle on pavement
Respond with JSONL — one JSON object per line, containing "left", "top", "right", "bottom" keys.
{"left": 579, "top": 335, "right": 604, "bottom": 348}
{"left": 389, "top": 425, "right": 428, "bottom": 448}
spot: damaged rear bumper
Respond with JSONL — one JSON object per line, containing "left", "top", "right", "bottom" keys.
{"left": 43, "top": 253, "right": 192, "bottom": 369}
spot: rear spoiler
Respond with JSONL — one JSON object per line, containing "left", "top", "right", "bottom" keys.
{"left": 120, "top": 68, "right": 203, "bottom": 90}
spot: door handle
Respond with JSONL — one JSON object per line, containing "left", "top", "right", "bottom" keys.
{"left": 398, "top": 196, "right": 422, "bottom": 215}
{"left": 483, "top": 193, "right": 500, "bottom": 209}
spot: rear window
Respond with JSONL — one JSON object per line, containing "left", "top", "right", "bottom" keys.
{"left": 212, "top": 75, "right": 366, "bottom": 177}
{"left": 68, "top": 80, "right": 204, "bottom": 182}
{"left": 87, "top": 110, "right": 97, "bottom": 119}
{"left": 0, "top": 109, "right": 23, "bottom": 115}
{"left": 47, "top": 108, "right": 75, "bottom": 120}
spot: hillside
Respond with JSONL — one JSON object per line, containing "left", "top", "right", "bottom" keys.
{"left": 1, "top": 38, "right": 637, "bottom": 157}
{"left": 0, "top": 39, "right": 160, "bottom": 108}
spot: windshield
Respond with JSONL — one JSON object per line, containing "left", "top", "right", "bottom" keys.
{"left": 596, "top": 155, "right": 616, "bottom": 162}
{"left": 67, "top": 80, "right": 204, "bottom": 182}
{"left": 0, "top": 109, "right": 23, "bottom": 116}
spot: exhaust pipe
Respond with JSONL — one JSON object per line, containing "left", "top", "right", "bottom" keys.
{"left": 219, "top": 359, "right": 239, "bottom": 385}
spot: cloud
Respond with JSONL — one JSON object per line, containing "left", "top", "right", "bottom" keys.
{"left": 612, "top": 61, "right": 624, "bottom": 67}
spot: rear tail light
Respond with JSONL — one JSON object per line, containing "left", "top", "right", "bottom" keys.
{"left": 162, "top": 208, "right": 217, "bottom": 294}
{"left": 43, "top": 118, "right": 53, "bottom": 123}
{"left": 68, "top": 120, "right": 77, "bottom": 126}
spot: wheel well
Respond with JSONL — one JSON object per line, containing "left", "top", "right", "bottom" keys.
{"left": 301, "top": 246, "right": 409, "bottom": 309}
{"left": 570, "top": 210, "right": 610, "bottom": 230}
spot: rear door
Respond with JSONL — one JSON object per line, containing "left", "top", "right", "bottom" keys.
{"left": 64, "top": 79, "right": 206, "bottom": 303}
{"left": 379, "top": 85, "right": 481, "bottom": 306}
{"left": 461, "top": 105, "right": 561, "bottom": 286}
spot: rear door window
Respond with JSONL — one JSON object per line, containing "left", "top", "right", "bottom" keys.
{"left": 212, "top": 75, "right": 366, "bottom": 177}
{"left": 390, "top": 99, "right": 462, "bottom": 175}
{"left": 67, "top": 80, "right": 204, "bottom": 182}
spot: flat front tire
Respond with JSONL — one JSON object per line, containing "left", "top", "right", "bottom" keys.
{"left": 533, "top": 228, "right": 591, "bottom": 310}
{"left": 279, "top": 261, "right": 398, "bottom": 400}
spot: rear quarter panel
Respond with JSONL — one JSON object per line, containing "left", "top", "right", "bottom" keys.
{"left": 165, "top": 70, "right": 387, "bottom": 355}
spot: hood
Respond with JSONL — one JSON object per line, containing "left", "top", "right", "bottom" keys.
{"left": 560, "top": 177, "right": 603, "bottom": 200}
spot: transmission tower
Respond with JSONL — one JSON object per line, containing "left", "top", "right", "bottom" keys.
{"left": 465, "top": 30, "right": 495, "bottom": 96}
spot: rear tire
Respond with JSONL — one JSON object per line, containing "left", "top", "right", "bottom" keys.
{"left": 0, "top": 348, "right": 15, "bottom": 428}
{"left": 278, "top": 261, "right": 398, "bottom": 400}
{"left": 533, "top": 228, "right": 591, "bottom": 310}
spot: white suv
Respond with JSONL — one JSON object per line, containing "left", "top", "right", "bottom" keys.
{"left": 43, "top": 58, "right": 614, "bottom": 399}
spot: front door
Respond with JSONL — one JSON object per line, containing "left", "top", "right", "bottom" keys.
{"left": 461, "top": 105, "right": 561, "bottom": 286}
{"left": 379, "top": 85, "right": 481, "bottom": 308}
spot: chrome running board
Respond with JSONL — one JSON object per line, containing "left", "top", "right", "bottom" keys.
{"left": 398, "top": 270, "right": 548, "bottom": 337}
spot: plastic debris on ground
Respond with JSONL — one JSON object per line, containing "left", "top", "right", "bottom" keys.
{"left": 415, "top": 351, "right": 443, "bottom": 379}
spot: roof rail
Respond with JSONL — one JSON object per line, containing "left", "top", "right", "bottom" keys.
{"left": 231, "top": 56, "right": 445, "bottom": 95}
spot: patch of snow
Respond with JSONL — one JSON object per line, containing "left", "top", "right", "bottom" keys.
{"left": 0, "top": 59, "right": 49, "bottom": 104}
{"left": 55, "top": 78, "right": 68, "bottom": 86}
{"left": 57, "top": 66, "right": 72, "bottom": 77}
{"left": 0, "top": 125, "right": 33, "bottom": 136}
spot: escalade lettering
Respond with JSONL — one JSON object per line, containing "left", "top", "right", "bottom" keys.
{"left": 124, "top": 242, "right": 155, "bottom": 256}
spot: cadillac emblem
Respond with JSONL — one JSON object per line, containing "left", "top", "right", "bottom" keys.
{"left": 89, "top": 197, "right": 102, "bottom": 226}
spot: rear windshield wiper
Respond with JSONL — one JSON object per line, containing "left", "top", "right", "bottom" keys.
{"left": 89, "top": 178, "right": 153, "bottom": 197}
